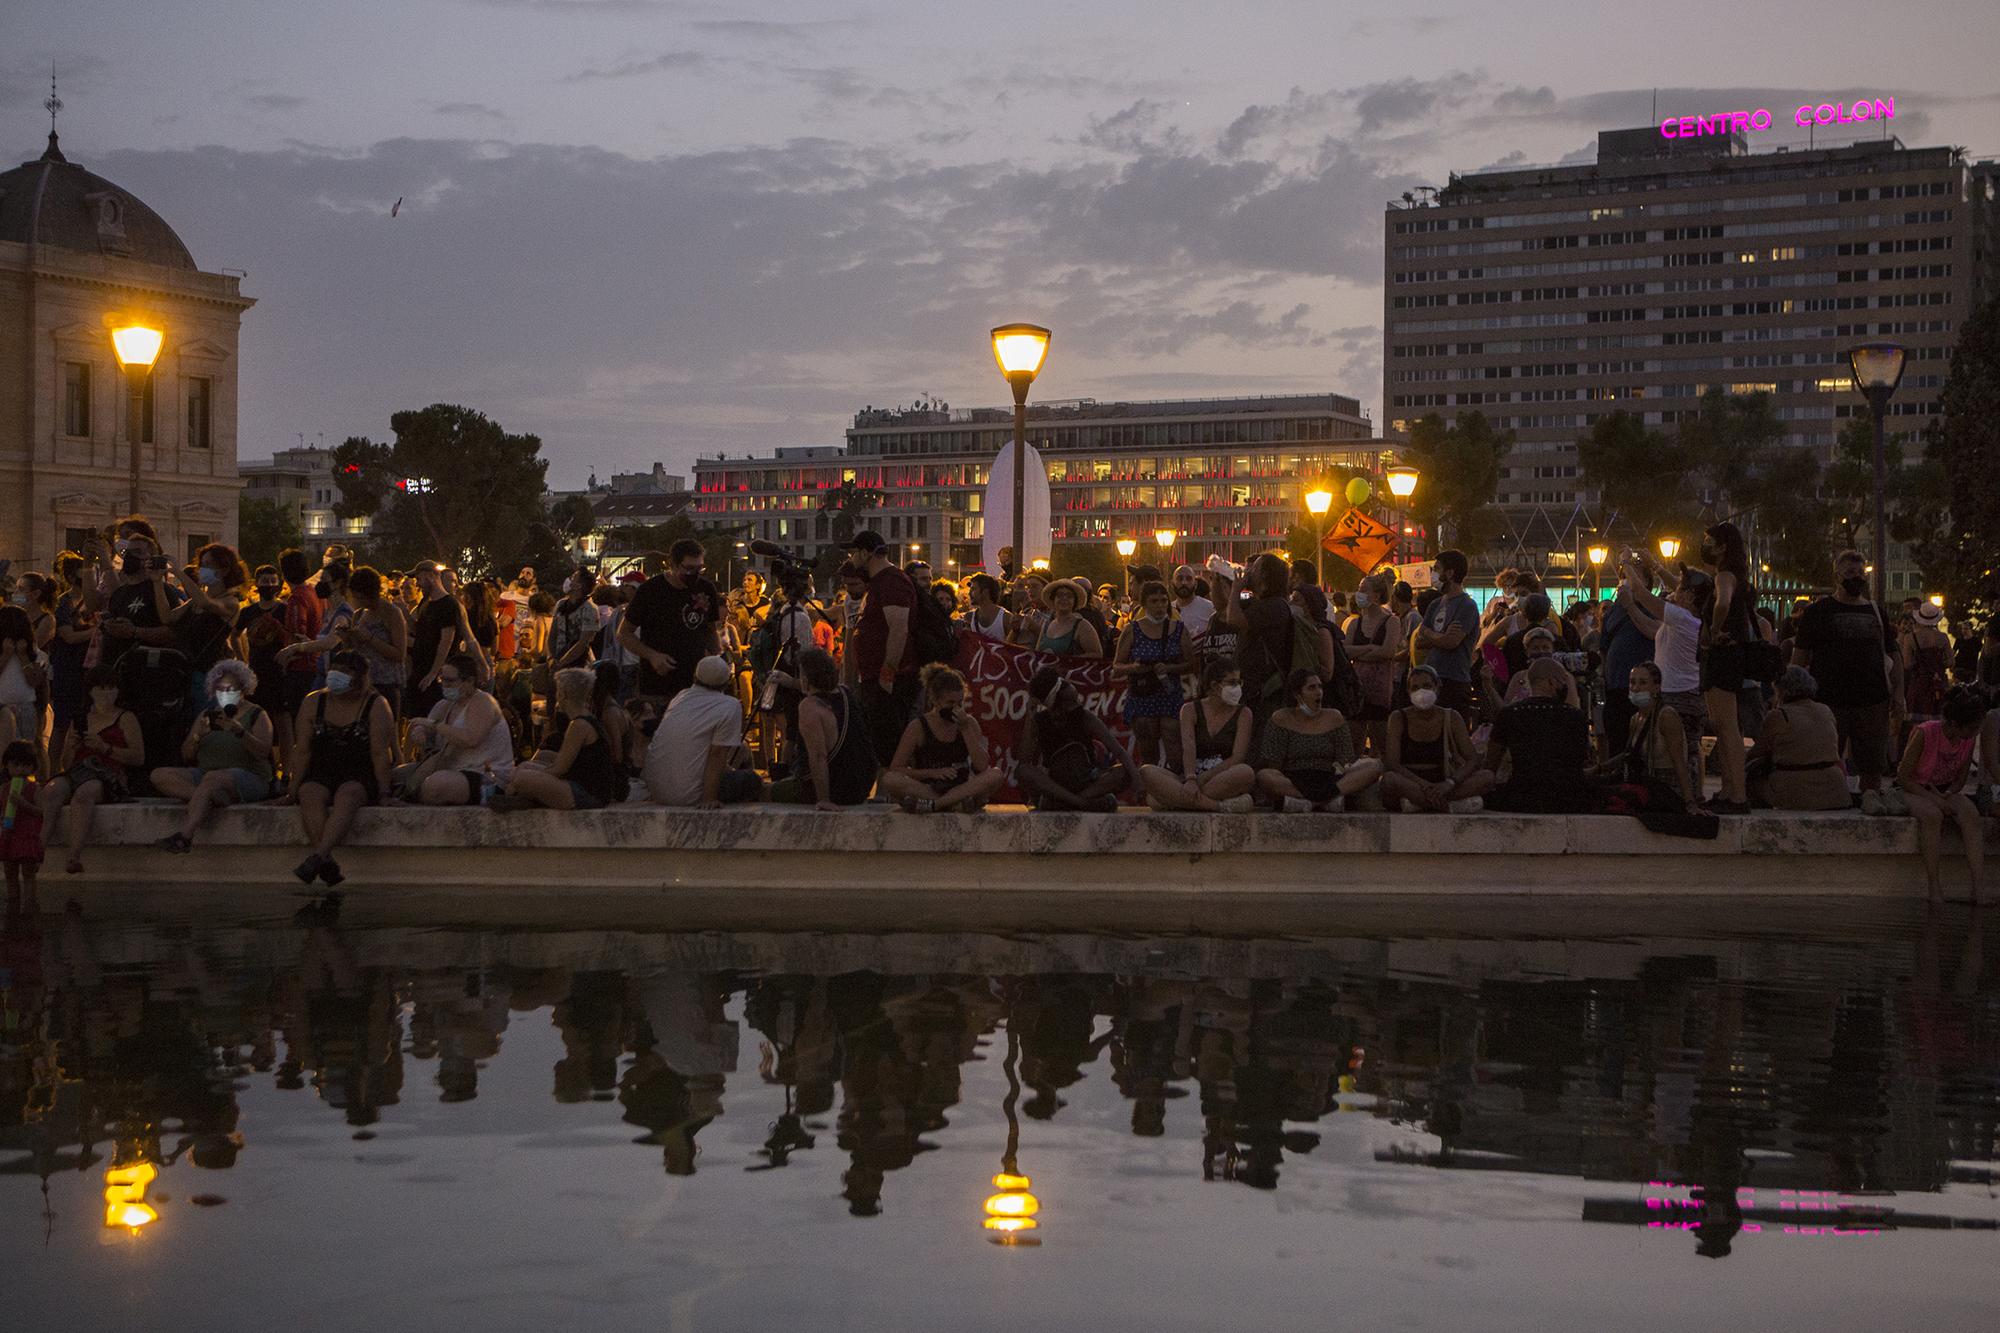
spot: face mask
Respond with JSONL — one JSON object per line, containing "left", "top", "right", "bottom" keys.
{"left": 1410, "top": 689, "right": 1439, "bottom": 711}
{"left": 1218, "top": 684, "right": 1244, "bottom": 707}
{"left": 9, "top": 594, "right": 28, "bottom": 607}
{"left": 1351, "top": 592, "right": 1370, "bottom": 609}
{"left": 325, "top": 670, "right": 354, "bottom": 694}
{"left": 1297, "top": 703, "right": 1320, "bottom": 718}
{"left": 198, "top": 568, "right": 222, "bottom": 589}
{"left": 257, "top": 585, "right": 280, "bottom": 599}
{"left": 1629, "top": 690, "right": 1655, "bottom": 708}
{"left": 937, "top": 705, "right": 958, "bottom": 723}
{"left": 215, "top": 688, "right": 243, "bottom": 708}
{"left": 121, "top": 553, "right": 143, "bottom": 576}
{"left": 1143, "top": 611, "right": 1165, "bottom": 625}
{"left": 1840, "top": 576, "right": 1868, "bottom": 598}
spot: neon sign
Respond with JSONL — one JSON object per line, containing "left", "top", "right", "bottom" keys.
{"left": 1660, "top": 96, "right": 1895, "bottom": 138}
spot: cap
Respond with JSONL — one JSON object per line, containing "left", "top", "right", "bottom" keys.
{"left": 694, "top": 655, "right": 733, "bottom": 689}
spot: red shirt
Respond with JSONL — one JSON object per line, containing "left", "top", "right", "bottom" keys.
{"left": 852, "top": 563, "right": 917, "bottom": 681}
{"left": 284, "top": 585, "right": 323, "bottom": 674}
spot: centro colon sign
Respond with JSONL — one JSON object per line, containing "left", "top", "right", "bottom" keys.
{"left": 1660, "top": 97, "right": 1895, "bottom": 138}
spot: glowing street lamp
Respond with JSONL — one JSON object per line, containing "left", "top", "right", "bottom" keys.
{"left": 1927, "top": 593, "right": 1944, "bottom": 608}
{"left": 1154, "top": 528, "right": 1176, "bottom": 562}
{"left": 1385, "top": 466, "right": 1419, "bottom": 500}
{"left": 1303, "top": 488, "right": 1333, "bottom": 586}
{"left": 1587, "top": 540, "right": 1609, "bottom": 601}
{"left": 1030, "top": 557, "right": 1050, "bottom": 572}
{"left": 1657, "top": 536, "right": 1681, "bottom": 563}
{"left": 1115, "top": 537, "right": 1137, "bottom": 560}
{"left": 1848, "top": 341, "right": 1906, "bottom": 606}
{"left": 111, "top": 322, "right": 164, "bottom": 513}
{"left": 990, "top": 322, "right": 1052, "bottom": 581}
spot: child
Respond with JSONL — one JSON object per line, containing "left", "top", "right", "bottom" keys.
{"left": 1, "top": 740, "right": 43, "bottom": 903}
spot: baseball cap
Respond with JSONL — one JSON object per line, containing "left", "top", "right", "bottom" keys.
{"left": 694, "top": 655, "right": 732, "bottom": 689}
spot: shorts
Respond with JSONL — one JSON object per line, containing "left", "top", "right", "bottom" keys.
{"left": 1829, "top": 701, "right": 1891, "bottom": 779}
{"left": 1661, "top": 689, "right": 1707, "bottom": 779}
{"left": 566, "top": 781, "right": 609, "bottom": 811}
{"left": 1285, "top": 769, "right": 1345, "bottom": 803}
{"left": 158, "top": 766, "right": 273, "bottom": 803}
{"left": 1703, "top": 642, "right": 1747, "bottom": 693}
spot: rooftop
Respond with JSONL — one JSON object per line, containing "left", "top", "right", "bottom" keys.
{"left": 852, "top": 392, "right": 1368, "bottom": 429}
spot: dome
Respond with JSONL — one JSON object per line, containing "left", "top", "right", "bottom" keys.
{"left": 0, "top": 132, "right": 196, "bottom": 271}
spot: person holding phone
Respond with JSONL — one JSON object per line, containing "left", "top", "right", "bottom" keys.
{"left": 149, "top": 659, "right": 275, "bottom": 851}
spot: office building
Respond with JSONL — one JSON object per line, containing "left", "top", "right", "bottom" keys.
{"left": 1384, "top": 126, "right": 1999, "bottom": 568}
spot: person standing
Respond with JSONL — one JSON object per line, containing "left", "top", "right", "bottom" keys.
{"left": 1900, "top": 600, "right": 1951, "bottom": 725}
{"left": 1343, "top": 571, "right": 1404, "bottom": 758}
{"left": 1618, "top": 558, "right": 1708, "bottom": 790}
{"left": 1792, "top": 549, "right": 1901, "bottom": 814}
{"left": 1694, "top": 522, "right": 1756, "bottom": 814}
{"left": 1169, "top": 565, "right": 1215, "bottom": 640}
{"left": 844, "top": 530, "right": 920, "bottom": 766}
{"left": 618, "top": 538, "right": 722, "bottom": 711}
{"left": 1598, "top": 571, "right": 1655, "bottom": 763}
{"left": 961, "top": 573, "right": 1012, "bottom": 642}
{"left": 1410, "top": 549, "right": 1481, "bottom": 720}
{"left": 405, "top": 561, "right": 476, "bottom": 720}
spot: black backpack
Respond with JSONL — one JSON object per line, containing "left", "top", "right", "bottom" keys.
{"left": 910, "top": 587, "right": 958, "bottom": 666}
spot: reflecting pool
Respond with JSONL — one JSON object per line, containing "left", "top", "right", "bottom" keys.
{"left": 2, "top": 895, "right": 1995, "bottom": 1331}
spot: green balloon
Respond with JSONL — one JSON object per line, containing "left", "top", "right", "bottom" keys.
{"left": 1344, "top": 477, "right": 1373, "bottom": 506}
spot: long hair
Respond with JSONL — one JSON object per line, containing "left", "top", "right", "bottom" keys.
{"left": 1704, "top": 522, "right": 1751, "bottom": 586}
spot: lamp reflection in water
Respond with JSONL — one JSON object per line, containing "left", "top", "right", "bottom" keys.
{"left": 981, "top": 995, "right": 1043, "bottom": 1246}
{"left": 103, "top": 1158, "right": 159, "bottom": 1232}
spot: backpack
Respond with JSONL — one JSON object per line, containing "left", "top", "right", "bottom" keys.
{"left": 1323, "top": 619, "right": 1365, "bottom": 719}
{"left": 910, "top": 587, "right": 958, "bottom": 666}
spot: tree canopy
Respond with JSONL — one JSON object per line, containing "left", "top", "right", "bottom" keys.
{"left": 1399, "top": 410, "right": 1514, "bottom": 559}
{"left": 332, "top": 404, "right": 550, "bottom": 573}
{"left": 236, "top": 496, "right": 302, "bottom": 570}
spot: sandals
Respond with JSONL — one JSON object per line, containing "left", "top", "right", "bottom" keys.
{"left": 293, "top": 853, "right": 325, "bottom": 884}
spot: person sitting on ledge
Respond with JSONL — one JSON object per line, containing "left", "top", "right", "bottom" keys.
{"left": 44, "top": 664, "right": 145, "bottom": 875}
{"left": 877, "top": 664, "right": 1003, "bottom": 813}
{"left": 1501, "top": 623, "right": 1580, "bottom": 708}
{"left": 151, "top": 659, "right": 276, "bottom": 853}
{"left": 642, "top": 655, "right": 764, "bottom": 808}
{"left": 1015, "top": 666, "right": 1139, "bottom": 813}
{"left": 1483, "top": 658, "right": 1597, "bottom": 814}
{"left": 1380, "top": 665, "right": 1491, "bottom": 813}
{"left": 393, "top": 654, "right": 513, "bottom": 806}
{"left": 1896, "top": 684, "right": 1986, "bottom": 905}
{"left": 286, "top": 649, "right": 395, "bottom": 887}
{"left": 1255, "top": 668, "right": 1383, "bottom": 813}
{"left": 1591, "top": 660, "right": 1694, "bottom": 808}
{"left": 1748, "top": 666, "right": 1850, "bottom": 812}
{"left": 770, "top": 647, "right": 878, "bottom": 809}
{"left": 1138, "top": 657, "right": 1256, "bottom": 812}
{"left": 491, "top": 667, "right": 626, "bottom": 813}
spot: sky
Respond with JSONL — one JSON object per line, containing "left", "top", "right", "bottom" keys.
{"left": 7, "top": 0, "right": 1999, "bottom": 488}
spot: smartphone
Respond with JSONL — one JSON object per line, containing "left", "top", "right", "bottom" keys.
{"left": 146, "top": 555, "right": 171, "bottom": 571}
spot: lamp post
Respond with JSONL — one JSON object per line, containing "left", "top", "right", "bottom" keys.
{"left": 1587, "top": 539, "right": 1609, "bottom": 601}
{"left": 991, "top": 323, "right": 1051, "bottom": 583}
{"left": 1153, "top": 527, "right": 1175, "bottom": 565}
{"left": 1115, "top": 537, "right": 1136, "bottom": 561}
{"left": 1303, "top": 487, "right": 1333, "bottom": 588}
{"left": 1385, "top": 465, "right": 1419, "bottom": 562}
{"left": 1657, "top": 536, "right": 1681, "bottom": 564}
{"left": 1847, "top": 341, "right": 1906, "bottom": 607}
{"left": 111, "top": 323, "right": 163, "bottom": 514}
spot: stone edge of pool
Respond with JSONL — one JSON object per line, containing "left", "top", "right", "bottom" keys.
{"left": 43, "top": 804, "right": 1990, "bottom": 898}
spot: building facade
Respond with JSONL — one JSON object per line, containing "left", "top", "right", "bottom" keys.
{"left": 0, "top": 129, "right": 254, "bottom": 567}
{"left": 1383, "top": 127, "right": 1999, "bottom": 570}
{"left": 239, "top": 444, "right": 371, "bottom": 561}
{"left": 692, "top": 394, "right": 1400, "bottom": 571}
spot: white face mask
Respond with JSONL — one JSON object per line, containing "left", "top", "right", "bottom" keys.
{"left": 1296, "top": 703, "right": 1320, "bottom": 718}
{"left": 1629, "top": 690, "right": 1655, "bottom": 708}
{"left": 325, "top": 670, "right": 355, "bottom": 694}
{"left": 1218, "top": 684, "right": 1244, "bottom": 707}
{"left": 214, "top": 688, "right": 243, "bottom": 708}
{"left": 1410, "top": 688, "right": 1439, "bottom": 711}
{"left": 1351, "top": 592, "right": 1370, "bottom": 609}
{"left": 442, "top": 684, "right": 466, "bottom": 701}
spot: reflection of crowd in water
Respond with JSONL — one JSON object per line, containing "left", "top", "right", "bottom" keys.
{"left": 0, "top": 906, "right": 1993, "bottom": 1240}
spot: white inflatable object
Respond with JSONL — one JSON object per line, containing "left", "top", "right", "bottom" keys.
{"left": 981, "top": 441, "right": 1052, "bottom": 573}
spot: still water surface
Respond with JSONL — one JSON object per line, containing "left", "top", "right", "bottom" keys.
{"left": 2, "top": 896, "right": 1996, "bottom": 1331}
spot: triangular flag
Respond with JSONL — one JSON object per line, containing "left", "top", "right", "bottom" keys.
{"left": 1321, "top": 507, "right": 1398, "bottom": 572}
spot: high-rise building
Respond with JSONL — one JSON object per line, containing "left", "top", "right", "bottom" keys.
{"left": 690, "top": 394, "right": 1401, "bottom": 570}
{"left": 1383, "top": 126, "right": 1999, "bottom": 565}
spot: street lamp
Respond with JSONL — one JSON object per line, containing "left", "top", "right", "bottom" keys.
{"left": 1848, "top": 341, "right": 1906, "bottom": 606}
{"left": 1385, "top": 466, "right": 1419, "bottom": 500}
{"left": 1115, "top": 537, "right": 1137, "bottom": 560}
{"left": 111, "top": 322, "right": 164, "bottom": 514}
{"left": 1153, "top": 528, "right": 1175, "bottom": 562}
{"left": 1657, "top": 536, "right": 1681, "bottom": 563}
{"left": 1304, "top": 487, "right": 1333, "bottom": 587}
{"left": 1587, "top": 540, "right": 1608, "bottom": 600}
{"left": 991, "top": 323, "right": 1052, "bottom": 583}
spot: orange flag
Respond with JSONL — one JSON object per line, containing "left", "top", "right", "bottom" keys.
{"left": 1321, "top": 507, "right": 1397, "bottom": 572}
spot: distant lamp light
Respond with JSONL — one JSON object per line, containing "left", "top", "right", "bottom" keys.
{"left": 1657, "top": 537, "right": 1681, "bottom": 561}
{"left": 110, "top": 324, "right": 164, "bottom": 370}
{"left": 1115, "top": 538, "right": 1137, "bottom": 559}
{"left": 1587, "top": 543, "right": 1610, "bottom": 567}
{"left": 1385, "top": 465, "right": 1420, "bottom": 499}
{"left": 1927, "top": 593, "right": 1944, "bottom": 608}
{"left": 1154, "top": 529, "right": 1176, "bottom": 550}
{"left": 1030, "top": 557, "right": 1050, "bottom": 572}
{"left": 1303, "top": 488, "right": 1333, "bottom": 517}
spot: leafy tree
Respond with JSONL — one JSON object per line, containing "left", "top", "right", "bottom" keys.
{"left": 818, "top": 480, "right": 883, "bottom": 544}
{"left": 600, "top": 516, "right": 748, "bottom": 585}
{"left": 1049, "top": 542, "right": 1129, "bottom": 595}
{"left": 1400, "top": 411, "right": 1513, "bottom": 563}
{"left": 332, "top": 404, "right": 550, "bottom": 574}
{"left": 1576, "top": 411, "right": 1699, "bottom": 546}
{"left": 1921, "top": 293, "right": 2000, "bottom": 604}
{"left": 236, "top": 496, "right": 302, "bottom": 569}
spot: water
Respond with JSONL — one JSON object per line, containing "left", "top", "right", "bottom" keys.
{"left": 2, "top": 893, "right": 1996, "bottom": 1331}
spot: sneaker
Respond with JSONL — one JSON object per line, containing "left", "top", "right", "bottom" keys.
{"left": 1860, "top": 789, "right": 1886, "bottom": 816}
{"left": 293, "top": 853, "right": 325, "bottom": 884}
{"left": 1281, "top": 797, "right": 1313, "bottom": 815}
{"left": 1320, "top": 795, "right": 1347, "bottom": 814}
{"left": 1447, "top": 797, "right": 1484, "bottom": 814}
{"left": 1218, "top": 794, "right": 1256, "bottom": 814}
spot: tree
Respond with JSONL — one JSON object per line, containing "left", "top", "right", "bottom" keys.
{"left": 1576, "top": 410, "right": 1699, "bottom": 545}
{"left": 1922, "top": 293, "right": 2000, "bottom": 604}
{"left": 1401, "top": 410, "right": 1513, "bottom": 562}
{"left": 818, "top": 480, "right": 882, "bottom": 544}
{"left": 600, "top": 516, "right": 748, "bottom": 585}
{"left": 332, "top": 404, "right": 551, "bottom": 574}
{"left": 236, "top": 496, "right": 302, "bottom": 569}
{"left": 1049, "top": 542, "right": 1128, "bottom": 595}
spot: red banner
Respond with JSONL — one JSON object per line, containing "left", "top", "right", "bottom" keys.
{"left": 950, "top": 630, "right": 1133, "bottom": 802}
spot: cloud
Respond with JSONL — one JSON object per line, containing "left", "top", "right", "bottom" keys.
{"left": 467, "top": 0, "right": 675, "bottom": 12}
{"left": 1078, "top": 100, "right": 1188, "bottom": 155}
{"left": 243, "top": 93, "right": 308, "bottom": 112}
{"left": 564, "top": 51, "right": 705, "bottom": 81}
{"left": 435, "top": 101, "right": 509, "bottom": 120}
{"left": 0, "top": 52, "right": 110, "bottom": 107}
{"left": 690, "top": 19, "right": 866, "bottom": 44}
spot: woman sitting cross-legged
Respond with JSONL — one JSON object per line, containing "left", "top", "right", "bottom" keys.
{"left": 488, "top": 667, "right": 623, "bottom": 813}
{"left": 43, "top": 664, "right": 144, "bottom": 876}
{"left": 1896, "top": 684, "right": 1987, "bottom": 905}
{"left": 1589, "top": 660, "right": 1695, "bottom": 809}
{"left": 1379, "top": 665, "right": 1494, "bottom": 813}
{"left": 1139, "top": 657, "right": 1257, "bottom": 812}
{"left": 769, "top": 647, "right": 879, "bottom": 809}
{"left": 286, "top": 649, "right": 396, "bottom": 887}
{"left": 151, "top": 659, "right": 277, "bottom": 852}
{"left": 1015, "top": 666, "right": 1140, "bottom": 812}
{"left": 1747, "top": 666, "right": 1851, "bottom": 812}
{"left": 877, "top": 664, "right": 1004, "bottom": 813}
{"left": 1255, "top": 669, "right": 1383, "bottom": 813}
{"left": 393, "top": 653, "right": 514, "bottom": 805}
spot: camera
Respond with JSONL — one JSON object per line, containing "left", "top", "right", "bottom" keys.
{"left": 146, "top": 555, "right": 171, "bottom": 571}
{"left": 748, "top": 540, "right": 817, "bottom": 598}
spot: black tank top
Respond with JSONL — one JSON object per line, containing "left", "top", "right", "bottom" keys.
{"left": 914, "top": 714, "right": 970, "bottom": 776}
{"left": 563, "top": 715, "right": 618, "bottom": 803}
{"left": 1400, "top": 713, "right": 1446, "bottom": 778}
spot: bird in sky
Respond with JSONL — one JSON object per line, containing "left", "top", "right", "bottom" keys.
{"left": 390, "top": 196, "right": 403, "bottom": 217}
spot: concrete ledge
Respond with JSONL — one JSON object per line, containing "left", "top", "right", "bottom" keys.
{"left": 39, "top": 802, "right": 1991, "bottom": 899}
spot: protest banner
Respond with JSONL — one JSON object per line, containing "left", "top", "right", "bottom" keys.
{"left": 951, "top": 630, "right": 1131, "bottom": 803}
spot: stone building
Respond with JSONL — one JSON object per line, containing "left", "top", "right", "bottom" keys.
{"left": 0, "top": 126, "right": 255, "bottom": 567}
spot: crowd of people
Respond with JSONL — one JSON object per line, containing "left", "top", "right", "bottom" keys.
{"left": 1, "top": 514, "right": 1997, "bottom": 901}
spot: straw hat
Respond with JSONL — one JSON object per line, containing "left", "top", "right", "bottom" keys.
{"left": 1039, "top": 577, "right": 1090, "bottom": 611}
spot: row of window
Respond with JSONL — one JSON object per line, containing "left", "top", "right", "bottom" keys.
{"left": 1394, "top": 211, "right": 1952, "bottom": 259}
{"left": 845, "top": 415, "right": 1365, "bottom": 456}
{"left": 61, "top": 361, "right": 213, "bottom": 448}
{"left": 1393, "top": 183, "right": 1950, "bottom": 233}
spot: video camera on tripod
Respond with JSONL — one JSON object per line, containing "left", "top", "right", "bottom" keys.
{"left": 748, "top": 540, "right": 818, "bottom": 601}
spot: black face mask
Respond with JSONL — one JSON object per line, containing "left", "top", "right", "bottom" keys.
{"left": 937, "top": 705, "right": 958, "bottom": 723}
{"left": 1840, "top": 576, "right": 1869, "bottom": 598}
{"left": 121, "top": 553, "right": 143, "bottom": 576}
{"left": 257, "top": 585, "right": 280, "bottom": 600}
{"left": 314, "top": 580, "right": 332, "bottom": 601}
{"left": 1700, "top": 544, "right": 1721, "bottom": 565}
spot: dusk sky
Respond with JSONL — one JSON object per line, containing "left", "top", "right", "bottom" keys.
{"left": 9, "top": 0, "right": 1997, "bottom": 486}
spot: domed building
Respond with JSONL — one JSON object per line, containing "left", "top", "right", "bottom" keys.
{"left": 0, "top": 124, "right": 254, "bottom": 567}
